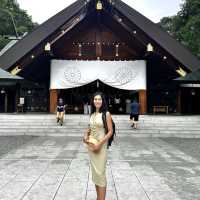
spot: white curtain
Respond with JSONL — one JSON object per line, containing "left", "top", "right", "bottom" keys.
{"left": 50, "top": 60, "right": 146, "bottom": 90}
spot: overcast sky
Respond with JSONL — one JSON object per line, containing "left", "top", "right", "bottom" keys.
{"left": 17, "top": 0, "right": 183, "bottom": 24}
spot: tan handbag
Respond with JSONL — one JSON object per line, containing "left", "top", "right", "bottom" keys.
{"left": 86, "top": 136, "right": 98, "bottom": 151}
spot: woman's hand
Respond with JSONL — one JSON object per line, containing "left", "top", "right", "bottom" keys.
{"left": 90, "top": 142, "right": 102, "bottom": 153}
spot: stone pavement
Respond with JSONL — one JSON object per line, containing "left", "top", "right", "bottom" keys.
{"left": 1, "top": 136, "right": 200, "bottom": 200}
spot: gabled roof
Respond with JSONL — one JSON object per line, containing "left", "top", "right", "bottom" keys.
{"left": 0, "top": 0, "right": 86, "bottom": 70}
{"left": 114, "top": 0, "right": 200, "bottom": 71}
{"left": 0, "top": 0, "right": 200, "bottom": 72}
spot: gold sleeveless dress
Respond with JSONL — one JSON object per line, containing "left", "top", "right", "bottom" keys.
{"left": 88, "top": 112, "right": 107, "bottom": 187}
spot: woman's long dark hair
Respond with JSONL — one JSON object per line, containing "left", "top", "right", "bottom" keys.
{"left": 90, "top": 92, "right": 108, "bottom": 114}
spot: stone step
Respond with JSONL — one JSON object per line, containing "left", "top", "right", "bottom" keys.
{"left": 1, "top": 132, "right": 200, "bottom": 138}
{"left": 0, "top": 114, "right": 200, "bottom": 138}
{"left": 0, "top": 124, "right": 200, "bottom": 132}
{"left": 0, "top": 124, "right": 199, "bottom": 129}
{"left": 0, "top": 120, "right": 200, "bottom": 125}
{"left": 0, "top": 114, "right": 200, "bottom": 121}
{"left": 0, "top": 120, "right": 199, "bottom": 125}
{"left": 0, "top": 127, "right": 199, "bottom": 134}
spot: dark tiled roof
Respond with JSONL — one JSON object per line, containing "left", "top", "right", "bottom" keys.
{"left": 114, "top": 0, "right": 200, "bottom": 71}
{"left": 0, "top": 0, "right": 86, "bottom": 70}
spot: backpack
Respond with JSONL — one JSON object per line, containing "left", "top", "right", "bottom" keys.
{"left": 102, "top": 112, "right": 116, "bottom": 148}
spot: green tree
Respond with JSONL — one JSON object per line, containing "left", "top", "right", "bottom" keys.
{"left": 159, "top": 0, "right": 200, "bottom": 58}
{"left": 0, "top": 0, "right": 38, "bottom": 50}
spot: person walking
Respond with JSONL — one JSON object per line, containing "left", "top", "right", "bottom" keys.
{"left": 56, "top": 98, "right": 65, "bottom": 126}
{"left": 130, "top": 99, "right": 140, "bottom": 129}
{"left": 83, "top": 92, "right": 113, "bottom": 200}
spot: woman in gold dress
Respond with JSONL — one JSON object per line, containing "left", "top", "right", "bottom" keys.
{"left": 83, "top": 92, "right": 113, "bottom": 200}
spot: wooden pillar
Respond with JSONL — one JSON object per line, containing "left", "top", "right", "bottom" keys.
{"left": 139, "top": 90, "right": 147, "bottom": 114}
{"left": 177, "top": 89, "right": 181, "bottom": 113}
{"left": 50, "top": 89, "right": 58, "bottom": 113}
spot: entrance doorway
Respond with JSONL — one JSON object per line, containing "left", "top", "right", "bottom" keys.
{"left": 0, "top": 87, "right": 16, "bottom": 113}
{"left": 59, "top": 80, "right": 139, "bottom": 114}
{"left": 181, "top": 87, "right": 200, "bottom": 114}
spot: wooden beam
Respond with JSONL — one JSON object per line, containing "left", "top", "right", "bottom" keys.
{"left": 50, "top": 89, "right": 58, "bottom": 113}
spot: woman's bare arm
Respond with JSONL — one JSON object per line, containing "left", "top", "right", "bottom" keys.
{"left": 83, "top": 125, "right": 90, "bottom": 143}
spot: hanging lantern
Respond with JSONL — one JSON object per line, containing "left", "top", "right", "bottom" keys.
{"left": 191, "top": 89, "right": 196, "bottom": 96}
{"left": 45, "top": 42, "right": 51, "bottom": 51}
{"left": 133, "top": 30, "right": 137, "bottom": 34}
{"left": 163, "top": 56, "right": 167, "bottom": 60}
{"left": 115, "top": 44, "right": 119, "bottom": 57}
{"left": 0, "top": 88, "right": 5, "bottom": 94}
{"left": 78, "top": 44, "right": 82, "bottom": 57}
{"left": 96, "top": 1, "right": 103, "bottom": 10}
{"left": 147, "top": 43, "right": 154, "bottom": 52}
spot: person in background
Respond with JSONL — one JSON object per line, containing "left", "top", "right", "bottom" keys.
{"left": 114, "top": 95, "right": 121, "bottom": 114}
{"left": 126, "top": 98, "right": 131, "bottom": 114}
{"left": 83, "top": 95, "right": 90, "bottom": 114}
{"left": 56, "top": 98, "right": 65, "bottom": 126}
{"left": 130, "top": 99, "right": 140, "bottom": 129}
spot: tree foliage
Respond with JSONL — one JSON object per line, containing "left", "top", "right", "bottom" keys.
{"left": 0, "top": 0, "right": 38, "bottom": 50}
{"left": 159, "top": 0, "right": 200, "bottom": 58}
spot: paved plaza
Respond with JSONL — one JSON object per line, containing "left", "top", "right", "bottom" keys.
{"left": 1, "top": 135, "right": 200, "bottom": 200}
